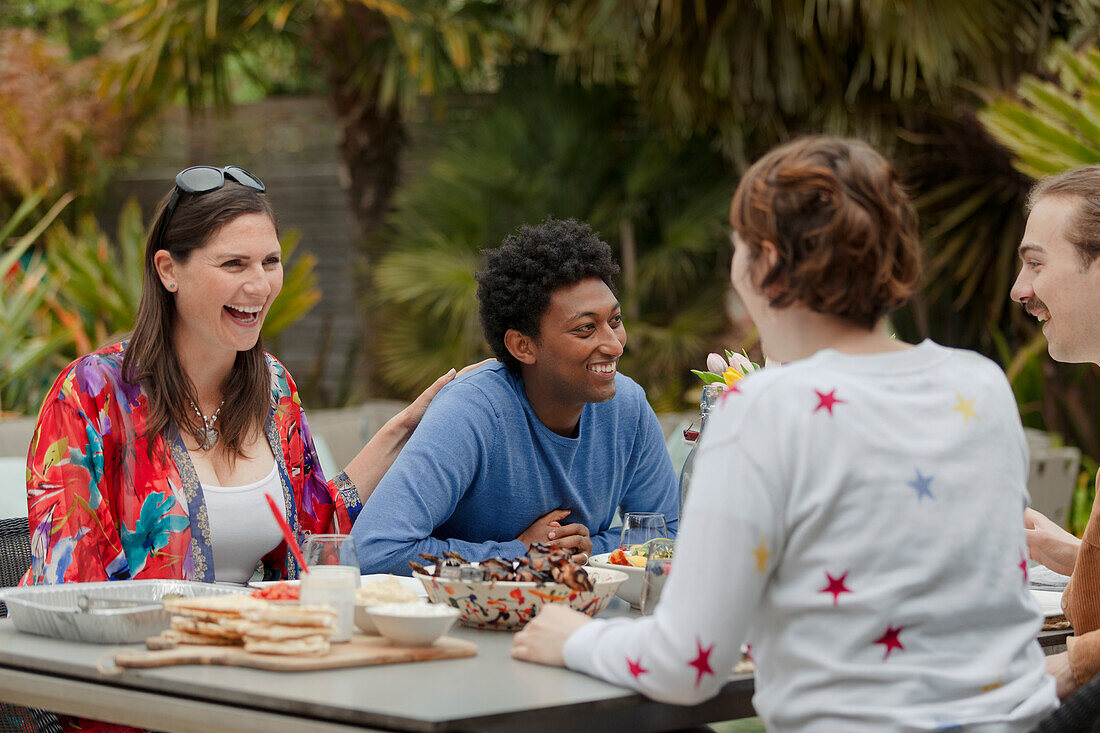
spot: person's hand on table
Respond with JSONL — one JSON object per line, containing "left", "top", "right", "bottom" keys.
{"left": 517, "top": 509, "right": 572, "bottom": 548}
{"left": 1046, "top": 651, "right": 1079, "bottom": 699}
{"left": 1024, "top": 508, "right": 1080, "bottom": 576}
{"left": 511, "top": 604, "right": 592, "bottom": 667}
{"left": 547, "top": 519, "right": 593, "bottom": 563}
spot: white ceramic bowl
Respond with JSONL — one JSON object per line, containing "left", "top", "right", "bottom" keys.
{"left": 413, "top": 565, "right": 628, "bottom": 630}
{"left": 587, "top": 553, "right": 644, "bottom": 608}
{"left": 354, "top": 602, "right": 379, "bottom": 634}
{"left": 366, "top": 603, "right": 460, "bottom": 646}
{"left": 355, "top": 598, "right": 426, "bottom": 634}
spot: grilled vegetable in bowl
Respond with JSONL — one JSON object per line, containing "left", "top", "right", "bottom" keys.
{"left": 410, "top": 545, "right": 627, "bottom": 630}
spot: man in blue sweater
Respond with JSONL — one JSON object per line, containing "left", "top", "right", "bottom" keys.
{"left": 353, "top": 218, "right": 680, "bottom": 574}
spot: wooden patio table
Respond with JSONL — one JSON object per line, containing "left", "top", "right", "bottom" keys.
{"left": 0, "top": 598, "right": 755, "bottom": 733}
{"left": 0, "top": 600, "right": 1072, "bottom": 733}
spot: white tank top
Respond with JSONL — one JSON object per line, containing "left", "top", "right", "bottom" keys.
{"left": 201, "top": 463, "right": 285, "bottom": 584}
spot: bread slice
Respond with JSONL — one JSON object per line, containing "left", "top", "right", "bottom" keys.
{"left": 243, "top": 635, "right": 331, "bottom": 656}
{"left": 242, "top": 604, "right": 338, "bottom": 627}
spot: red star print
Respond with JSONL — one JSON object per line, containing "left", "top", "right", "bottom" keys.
{"left": 1019, "top": 553, "right": 1028, "bottom": 583}
{"left": 819, "top": 570, "right": 852, "bottom": 606}
{"left": 688, "top": 637, "right": 716, "bottom": 687}
{"left": 626, "top": 656, "right": 648, "bottom": 678}
{"left": 813, "top": 389, "right": 845, "bottom": 415}
{"left": 874, "top": 626, "right": 905, "bottom": 660}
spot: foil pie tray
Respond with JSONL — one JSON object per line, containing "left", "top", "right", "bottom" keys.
{"left": 0, "top": 580, "right": 246, "bottom": 644}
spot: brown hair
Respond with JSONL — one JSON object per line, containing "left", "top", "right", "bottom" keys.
{"left": 123, "top": 182, "right": 278, "bottom": 458}
{"left": 728, "top": 136, "right": 922, "bottom": 329}
{"left": 1028, "top": 166, "right": 1100, "bottom": 267}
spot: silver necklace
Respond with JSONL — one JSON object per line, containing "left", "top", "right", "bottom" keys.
{"left": 189, "top": 399, "right": 225, "bottom": 451}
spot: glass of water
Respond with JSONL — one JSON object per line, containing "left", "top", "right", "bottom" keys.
{"left": 640, "top": 538, "right": 675, "bottom": 616}
{"left": 619, "top": 512, "right": 668, "bottom": 550}
{"left": 300, "top": 534, "right": 359, "bottom": 642}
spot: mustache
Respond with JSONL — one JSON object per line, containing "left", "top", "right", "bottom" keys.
{"left": 1025, "top": 297, "right": 1049, "bottom": 318}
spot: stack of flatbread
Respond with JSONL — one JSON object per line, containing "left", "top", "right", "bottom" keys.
{"left": 163, "top": 594, "right": 338, "bottom": 656}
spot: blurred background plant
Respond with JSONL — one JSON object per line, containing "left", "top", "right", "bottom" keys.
{"left": 371, "top": 62, "right": 731, "bottom": 409}
{"left": 5, "top": 1, "right": 1100, "bottom": 535}
{"left": 0, "top": 192, "right": 75, "bottom": 416}
{"left": 0, "top": 27, "right": 128, "bottom": 222}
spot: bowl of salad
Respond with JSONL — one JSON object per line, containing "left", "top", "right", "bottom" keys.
{"left": 587, "top": 540, "right": 673, "bottom": 609}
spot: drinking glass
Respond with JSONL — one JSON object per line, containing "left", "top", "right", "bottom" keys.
{"left": 640, "top": 538, "right": 675, "bottom": 616}
{"left": 619, "top": 512, "right": 668, "bottom": 550}
{"left": 300, "top": 534, "right": 359, "bottom": 642}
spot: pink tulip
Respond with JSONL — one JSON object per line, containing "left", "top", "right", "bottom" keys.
{"left": 706, "top": 353, "right": 728, "bottom": 375}
{"left": 728, "top": 351, "right": 755, "bottom": 374}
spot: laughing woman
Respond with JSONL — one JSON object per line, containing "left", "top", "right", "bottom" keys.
{"left": 23, "top": 166, "right": 462, "bottom": 587}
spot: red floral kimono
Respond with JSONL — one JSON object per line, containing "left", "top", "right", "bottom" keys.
{"left": 23, "top": 342, "right": 362, "bottom": 586}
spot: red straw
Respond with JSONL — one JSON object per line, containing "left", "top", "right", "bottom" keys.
{"left": 265, "top": 493, "right": 309, "bottom": 574}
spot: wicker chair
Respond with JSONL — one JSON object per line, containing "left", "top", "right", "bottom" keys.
{"left": 1030, "top": 672, "right": 1100, "bottom": 733}
{"left": 0, "top": 517, "right": 61, "bottom": 733}
{"left": 0, "top": 517, "right": 31, "bottom": 618}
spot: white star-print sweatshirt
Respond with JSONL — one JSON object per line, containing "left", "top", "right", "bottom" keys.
{"left": 564, "top": 340, "right": 1058, "bottom": 732}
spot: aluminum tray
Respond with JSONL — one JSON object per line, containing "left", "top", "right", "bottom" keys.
{"left": 0, "top": 580, "right": 247, "bottom": 644}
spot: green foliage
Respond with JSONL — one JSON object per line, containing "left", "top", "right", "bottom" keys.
{"left": 262, "top": 231, "right": 322, "bottom": 343}
{"left": 104, "top": 0, "right": 511, "bottom": 112}
{"left": 372, "top": 63, "right": 731, "bottom": 409}
{"left": 1, "top": 0, "right": 120, "bottom": 59}
{"left": 0, "top": 191, "right": 76, "bottom": 415}
{"left": 523, "top": 0, "right": 1079, "bottom": 159}
{"left": 43, "top": 199, "right": 147, "bottom": 352}
{"left": 980, "top": 42, "right": 1100, "bottom": 178}
{"left": 1072, "top": 454, "right": 1098, "bottom": 537}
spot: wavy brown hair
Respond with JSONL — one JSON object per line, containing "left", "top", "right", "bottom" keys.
{"left": 123, "top": 182, "right": 278, "bottom": 458}
{"left": 729, "top": 136, "right": 921, "bottom": 329}
{"left": 1028, "top": 165, "right": 1100, "bottom": 268}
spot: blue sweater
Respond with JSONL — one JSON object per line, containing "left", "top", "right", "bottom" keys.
{"left": 353, "top": 362, "right": 679, "bottom": 575}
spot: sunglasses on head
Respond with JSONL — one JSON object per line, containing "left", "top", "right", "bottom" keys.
{"left": 153, "top": 165, "right": 266, "bottom": 252}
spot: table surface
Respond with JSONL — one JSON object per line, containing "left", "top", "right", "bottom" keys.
{"left": 0, "top": 598, "right": 755, "bottom": 733}
{"left": 0, "top": 599, "right": 1074, "bottom": 733}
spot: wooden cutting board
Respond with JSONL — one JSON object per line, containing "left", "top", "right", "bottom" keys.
{"left": 113, "top": 634, "right": 476, "bottom": 671}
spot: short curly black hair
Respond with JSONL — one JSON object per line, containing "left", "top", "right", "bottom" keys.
{"left": 476, "top": 218, "right": 620, "bottom": 374}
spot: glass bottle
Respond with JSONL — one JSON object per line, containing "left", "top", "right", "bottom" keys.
{"left": 678, "top": 383, "right": 724, "bottom": 509}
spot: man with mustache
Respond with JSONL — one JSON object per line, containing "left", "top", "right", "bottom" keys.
{"left": 1011, "top": 165, "right": 1100, "bottom": 700}
{"left": 352, "top": 218, "right": 679, "bottom": 574}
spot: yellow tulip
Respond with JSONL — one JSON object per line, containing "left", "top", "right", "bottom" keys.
{"left": 723, "top": 367, "right": 744, "bottom": 386}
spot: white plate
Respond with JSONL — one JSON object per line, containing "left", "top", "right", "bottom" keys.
{"left": 588, "top": 552, "right": 644, "bottom": 608}
{"left": 250, "top": 574, "right": 427, "bottom": 597}
{"left": 1030, "top": 588, "right": 1065, "bottom": 617}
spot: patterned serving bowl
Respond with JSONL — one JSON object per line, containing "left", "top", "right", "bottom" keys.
{"left": 412, "top": 565, "right": 628, "bottom": 630}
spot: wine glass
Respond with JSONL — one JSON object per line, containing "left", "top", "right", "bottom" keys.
{"left": 300, "top": 534, "right": 359, "bottom": 642}
{"left": 619, "top": 512, "right": 668, "bottom": 550}
{"left": 640, "top": 538, "right": 675, "bottom": 615}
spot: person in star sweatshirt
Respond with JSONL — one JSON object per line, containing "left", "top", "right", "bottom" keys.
{"left": 511, "top": 138, "right": 1057, "bottom": 732}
